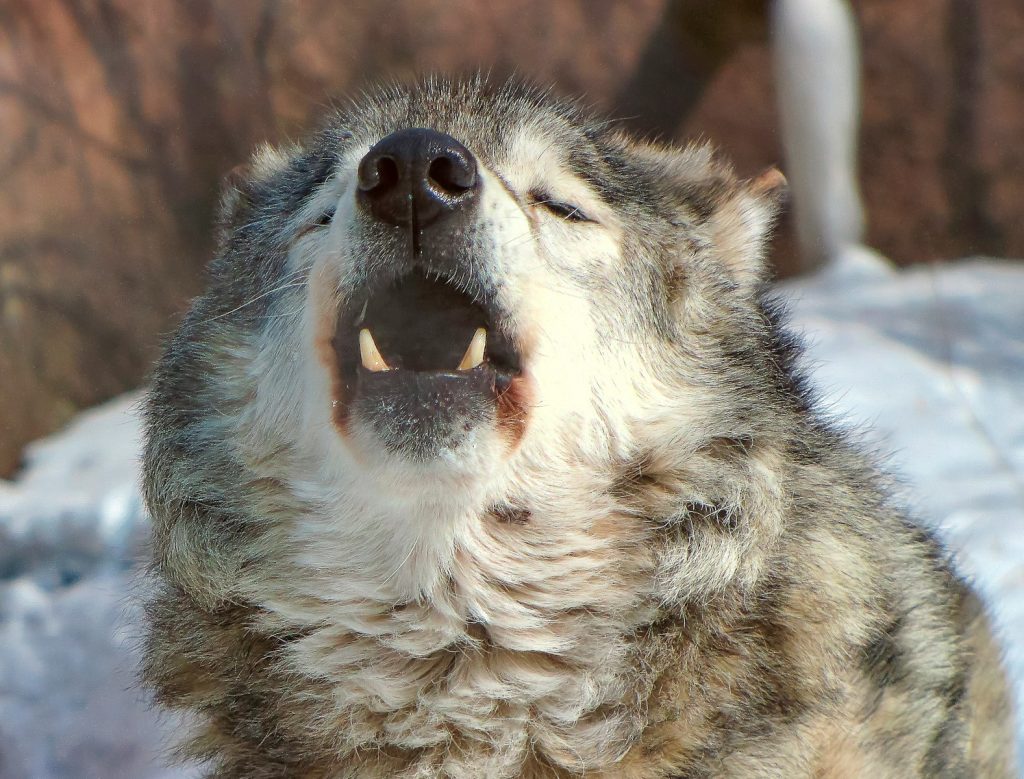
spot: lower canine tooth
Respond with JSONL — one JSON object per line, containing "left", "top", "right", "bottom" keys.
{"left": 359, "top": 329, "right": 390, "bottom": 371}
{"left": 458, "top": 327, "right": 487, "bottom": 370}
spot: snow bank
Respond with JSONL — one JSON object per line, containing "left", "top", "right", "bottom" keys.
{"left": 0, "top": 395, "right": 197, "bottom": 778}
{"left": 1, "top": 255, "right": 1021, "bottom": 776}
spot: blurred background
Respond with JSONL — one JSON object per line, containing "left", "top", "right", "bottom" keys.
{"left": 2, "top": 0, "right": 1023, "bottom": 475}
{"left": 0, "top": 2, "right": 1022, "bottom": 777}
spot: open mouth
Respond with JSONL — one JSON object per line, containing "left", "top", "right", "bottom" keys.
{"left": 330, "top": 271, "right": 525, "bottom": 455}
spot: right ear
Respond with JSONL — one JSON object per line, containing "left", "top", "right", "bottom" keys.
{"left": 215, "top": 143, "right": 292, "bottom": 241}
{"left": 216, "top": 163, "right": 254, "bottom": 230}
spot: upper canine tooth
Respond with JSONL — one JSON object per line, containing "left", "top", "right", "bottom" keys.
{"left": 458, "top": 328, "right": 487, "bottom": 370}
{"left": 359, "top": 328, "right": 390, "bottom": 372}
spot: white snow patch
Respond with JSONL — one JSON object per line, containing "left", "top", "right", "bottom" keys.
{"left": 0, "top": 395, "right": 197, "bottom": 779}
{"left": 0, "top": 257, "right": 1022, "bottom": 775}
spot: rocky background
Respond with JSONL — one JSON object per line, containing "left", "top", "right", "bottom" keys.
{"left": 1, "top": 0, "right": 1022, "bottom": 477}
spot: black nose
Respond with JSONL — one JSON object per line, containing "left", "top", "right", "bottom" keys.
{"left": 356, "top": 128, "right": 478, "bottom": 228}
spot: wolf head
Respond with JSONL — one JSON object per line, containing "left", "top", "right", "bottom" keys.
{"left": 145, "top": 77, "right": 805, "bottom": 772}
{"left": 146, "top": 74, "right": 789, "bottom": 626}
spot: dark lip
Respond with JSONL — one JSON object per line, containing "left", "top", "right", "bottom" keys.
{"left": 349, "top": 363, "right": 501, "bottom": 455}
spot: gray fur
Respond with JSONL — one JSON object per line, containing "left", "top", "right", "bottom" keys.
{"left": 142, "top": 77, "right": 1016, "bottom": 778}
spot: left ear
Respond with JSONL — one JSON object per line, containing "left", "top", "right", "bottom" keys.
{"left": 707, "top": 167, "right": 788, "bottom": 291}
{"left": 624, "top": 139, "right": 787, "bottom": 292}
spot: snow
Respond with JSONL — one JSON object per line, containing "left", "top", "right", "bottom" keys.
{"left": 1, "top": 254, "right": 1022, "bottom": 777}
{"left": 0, "top": 395, "right": 196, "bottom": 778}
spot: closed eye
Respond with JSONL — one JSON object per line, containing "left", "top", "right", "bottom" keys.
{"left": 528, "top": 190, "right": 594, "bottom": 223}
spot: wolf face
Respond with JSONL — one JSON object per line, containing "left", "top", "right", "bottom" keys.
{"left": 144, "top": 78, "right": 1012, "bottom": 778}
{"left": 320, "top": 82, "right": 781, "bottom": 469}
{"left": 197, "top": 78, "right": 785, "bottom": 574}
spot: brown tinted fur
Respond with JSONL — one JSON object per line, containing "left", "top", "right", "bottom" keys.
{"left": 143, "top": 446, "right": 1017, "bottom": 778}
{"left": 141, "top": 79, "right": 1016, "bottom": 777}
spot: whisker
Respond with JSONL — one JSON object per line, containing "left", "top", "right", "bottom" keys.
{"left": 380, "top": 529, "right": 422, "bottom": 587}
{"left": 261, "top": 303, "right": 308, "bottom": 321}
{"left": 198, "top": 273, "right": 309, "bottom": 325}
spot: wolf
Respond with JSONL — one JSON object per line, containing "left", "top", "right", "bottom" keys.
{"left": 141, "top": 77, "right": 1016, "bottom": 777}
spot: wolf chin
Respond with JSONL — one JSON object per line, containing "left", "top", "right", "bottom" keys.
{"left": 141, "top": 77, "right": 1016, "bottom": 778}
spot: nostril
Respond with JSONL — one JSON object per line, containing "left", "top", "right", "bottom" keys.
{"left": 428, "top": 155, "right": 476, "bottom": 196}
{"left": 356, "top": 129, "right": 478, "bottom": 226}
{"left": 358, "top": 155, "right": 400, "bottom": 195}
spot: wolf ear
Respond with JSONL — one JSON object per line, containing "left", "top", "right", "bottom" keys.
{"left": 629, "top": 141, "right": 787, "bottom": 292}
{"left": 215, "top": 144, "right": 292, "bottom": 243}
{"left": 217, "top": 164, "right": 254, "bottom": 228}
{"left": 706, "top": 167, "right": 788, "bottom": 291}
